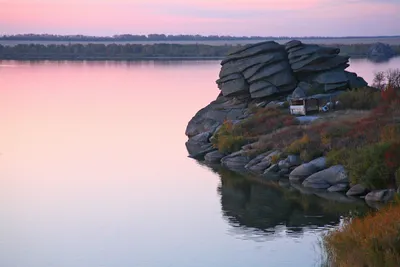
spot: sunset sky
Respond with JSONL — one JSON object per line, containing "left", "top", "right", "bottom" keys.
{"left": 1, "top": 0, "right": 399, "bottom": 36}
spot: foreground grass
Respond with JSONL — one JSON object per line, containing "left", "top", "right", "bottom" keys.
{"left": 323, "top": 202, "right": 400, "bottom": 267}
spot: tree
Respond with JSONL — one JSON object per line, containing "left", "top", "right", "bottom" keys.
{"left": 373, "top": 71, "right": 385, "bottom": 90}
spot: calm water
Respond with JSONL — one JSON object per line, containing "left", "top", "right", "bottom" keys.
{"left": 0, "top": 57, "right": 399, "bottom": 267}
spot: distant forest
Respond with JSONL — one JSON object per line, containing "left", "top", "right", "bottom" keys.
{"left": 1, "top": 34, "right": 400, "bottom": 42}
{"left": 1, "top": 43, "right": 399, "bottom": 61}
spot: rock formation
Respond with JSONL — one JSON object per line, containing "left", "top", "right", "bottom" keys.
{"left": 185, "top": 40, "right": 368, "bottom": 158}
{"left": 367, "top": 42, "right": 396, "bottom": 62}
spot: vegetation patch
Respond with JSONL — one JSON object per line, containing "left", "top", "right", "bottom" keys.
{"left": 212, "top": 107, "right": 298, "bottom": 154}
{"left": 323, "top": 203, "right": 400, "bottom": 267}
{"left": 336, "top": 87, "right": 381, "bottom": 110}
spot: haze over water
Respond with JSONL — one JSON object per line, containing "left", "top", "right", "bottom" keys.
{"left": 1, "top": 57, "right": 399, "bottom": 267}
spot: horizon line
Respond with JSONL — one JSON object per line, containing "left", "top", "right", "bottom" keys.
{"left": 1, "top": 33, "right": 400, "bottom": 39}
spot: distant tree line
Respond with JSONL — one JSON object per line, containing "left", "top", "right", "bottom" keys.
{"left": 0, "top": 43, "right": 399, "bottom": 60}
{"left": 1, "top": 33, "right": 399, "bottom": 42}
{"left": 0, "top": 43, "right": 237, "bottom": 60}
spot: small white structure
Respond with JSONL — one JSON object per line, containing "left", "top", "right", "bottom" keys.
{"left": 288, "top": 92, "right": 343, "bottom": 116}
{"left": 289, "top": 97, "right": 319, "bottom": 116}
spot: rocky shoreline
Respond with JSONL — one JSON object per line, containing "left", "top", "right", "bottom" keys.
{"left": 185, "top": 40, "right": 399, "bottom": 206}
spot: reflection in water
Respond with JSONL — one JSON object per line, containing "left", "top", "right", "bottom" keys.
{"left": 199, "top": 162, "right": 370, "bottom": 242}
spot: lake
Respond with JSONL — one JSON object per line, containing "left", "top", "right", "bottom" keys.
{"left": 1, "top": 57, "right": 399, "bottom": 267}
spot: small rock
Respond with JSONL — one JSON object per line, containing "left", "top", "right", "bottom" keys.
{"left": 286, "top": 155, "right": 302, "bottom": 167}
{"left": 245, "top": 152, "right": 272, "bottom": 173}
{"left": 255, "top": 101, "right": 267, "bottom": 108}
{"left": 346, "top": 184, "right": 370, "bottom": 197}
{"left": 245, "top": 152, "right": 270, "bottom": 169}
{"left": 327, "top": 183, "right": 349, "bottom": 192}
{"left": 278, "top": 159, "right": 290, "bottom": 170}
{"left": 204, "top": 151, "right": 225, "bottom": 163}
{"left": 365, "top": 189, "right": 396, "bottom": 202}
{"left": 249, "top": 161, "right": 272, "bottom": 174}
{"left": 264, "top": 164, "right": 279, "bottom": 173}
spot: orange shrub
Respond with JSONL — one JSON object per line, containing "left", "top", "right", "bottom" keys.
{"left": 323, "top": 203, "right": 400, "bottom": 267}
{"left": 381, "top": 124, "right": 400, "bottom": 143}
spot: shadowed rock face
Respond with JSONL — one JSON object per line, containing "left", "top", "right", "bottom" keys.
{"left": 215, "top": 40, "right": 367, "bottom": 98}
{"left": 185, "top": 40, "right": 368, "bottom": 158}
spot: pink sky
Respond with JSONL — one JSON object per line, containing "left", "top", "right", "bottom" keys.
{"left": 1, "top": 0, "right": 399, "bottom": 36}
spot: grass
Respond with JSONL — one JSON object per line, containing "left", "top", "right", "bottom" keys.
{"left": 323, "top": 202, "right": 400, "bottom": 267}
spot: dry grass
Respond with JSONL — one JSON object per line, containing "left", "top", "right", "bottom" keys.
{"left": 323, "top": 202, "right": 400, "bottom": 267}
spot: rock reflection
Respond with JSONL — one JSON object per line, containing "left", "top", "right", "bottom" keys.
{"left": 198, "top": 161, "right": 370, "bottom": 241}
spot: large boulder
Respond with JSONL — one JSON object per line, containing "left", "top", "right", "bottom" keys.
{"left": 346, "top": 184, "right": 370, "bottom": 197}
{"left": 289, "top": 157, "right": 326, "bottom": 182}
{"left": 218, "top": 74, "right": 249, "bottom": 96}
{"left": 365, "top": 189, "right": 396, "bottom": 202}
{"left": 249, "top": 81, "right": 279, "bottom": 98}
{"left": 367, "top": 43, "right": 396, "bottom": 62}
{"left": 217, "top": 41, "right": 297, "bottom": 98}
{"left": 285, "top": 41, "right": 353, "bottom": 92}
{"left": 302, "top": 165, "right": 348, "bottom": 189}
{"left": 222, "top": 41, "right": 284, "bottom": 64}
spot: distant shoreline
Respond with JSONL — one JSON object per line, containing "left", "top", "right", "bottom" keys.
{"left": 2, "top": 36, "right": 400, "bottom": 46}
{"left": 0, "top": 56, "right": 225, "bottom": 61}
{"left": 1, "top": 41, "right": 399, "bottom": 61}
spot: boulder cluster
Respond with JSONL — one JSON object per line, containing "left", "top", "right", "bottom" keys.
{"left": 216, "top": 40, "right": 367, "bottom": 99}
{"left": 185, "top": 40, "right": 397, "bottom": 204}
{"left": 186, "top": 40, "right": 367, "bottom": 159}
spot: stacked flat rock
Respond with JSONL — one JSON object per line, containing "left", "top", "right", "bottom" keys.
{"left": 285, "top": 40, "right": 356, "bottom": 92}
{"left": 185, "top": 40, "right": 369, "bottom": 158}
{"left": 217, "top": 41, "right": 297, "bottom": 98}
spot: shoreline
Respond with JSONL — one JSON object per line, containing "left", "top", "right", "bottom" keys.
{"left": 1, "top": 42, "right": 399, "bottom": 61}
{"left": 185, "top": 40, "right": 400, "bottom": 207}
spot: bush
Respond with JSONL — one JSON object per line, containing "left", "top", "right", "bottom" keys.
{"left": 213, "top": 107, "right": 299, "bottom": 154}
{"left": 396, "top": 168, "right": 400, "bottom": 188}
{"left": 323, "top": 204, "right": 400, "bottom": 267}
{"left": 211, "top": 121, "right": 251, "bottom": 153}
{"left": 300, "top": 148, "right": 323, "bottom": 162}
{"left": 337, "top": 87, "right": 381, "bottom": 110}
{"left": 285, "top": 134, "right": 310, "bottom": 155}
{"left": 341, "top": 142, "right": 399, "bottom": 189}
{"left": 237, "top": 107, "right": 298, "bottom": 137}
{"left": 326, "top": 149, "right": 348, "bottom": 166}
{"left": 270, "top": 154, "right": 280, "bottom": 164}
{"left": 380, "top": 124, "right": 400, "bottom": 142}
